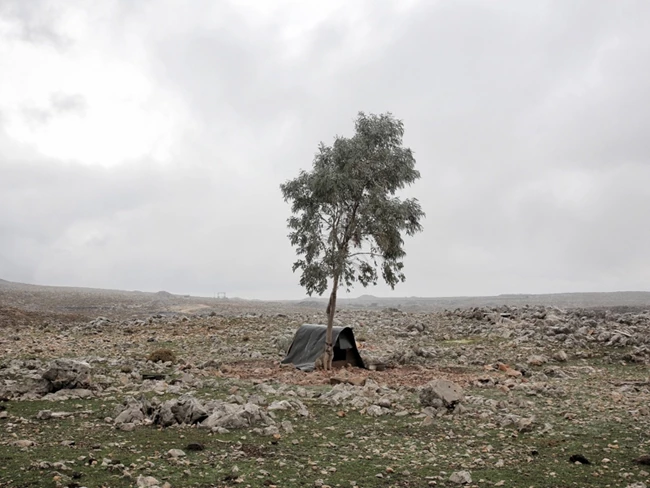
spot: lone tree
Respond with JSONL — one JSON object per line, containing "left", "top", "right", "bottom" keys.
{"left": 280, "top": 112, "right": 424, "bottom": 370}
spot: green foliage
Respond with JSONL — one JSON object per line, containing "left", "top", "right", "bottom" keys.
{"left": 281, "top": 112, "right": 424, "bottom": 296}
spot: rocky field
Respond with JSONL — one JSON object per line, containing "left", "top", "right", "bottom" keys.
{"left": 1, "top": 283, "right": 649, "bottom": 488}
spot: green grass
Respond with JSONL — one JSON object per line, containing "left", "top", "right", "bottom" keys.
{"left": 2, "top": 386, "right": 649, "bottom": 488}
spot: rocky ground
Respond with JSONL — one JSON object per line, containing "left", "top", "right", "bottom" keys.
{"left": 1, "top": 284, "right": 649, "bottom": 487}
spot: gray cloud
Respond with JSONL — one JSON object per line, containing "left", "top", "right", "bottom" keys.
{"left": 20, "top": 93, "right": 87, "bottom": 127}
{"left": 1, "top": 0, "right": 650, "bottom": 299}
{"left": 50, "top": 93, "right": 87, "bottom": 115}
{"left": 0, "top": 0, "right": 71, "bottom": 47}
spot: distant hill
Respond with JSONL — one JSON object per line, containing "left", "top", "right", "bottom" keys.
{"left": 2, "top": 278, "right": 649, "bottom": 311}
{"left": 296, "top": 291, "right": 650, "bottom": 310}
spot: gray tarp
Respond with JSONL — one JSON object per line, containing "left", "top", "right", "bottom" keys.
{"left": 281, "top": 324, "right": 366, "bottom": 372}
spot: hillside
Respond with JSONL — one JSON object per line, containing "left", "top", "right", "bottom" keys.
{"left": 2, "top": 278, "right": 650, "bottom": 314}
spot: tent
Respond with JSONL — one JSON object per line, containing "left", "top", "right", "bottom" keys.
{"left": 281, "top": 324, "right": 366, "bottom": 372}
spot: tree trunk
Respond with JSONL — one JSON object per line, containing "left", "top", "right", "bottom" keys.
{"left": 324, "top": 274, "right": 339, "bottom": 371}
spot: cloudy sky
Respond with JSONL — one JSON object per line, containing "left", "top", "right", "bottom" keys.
{"left": 1, "top": 0, "right": 649, "bottom": 299}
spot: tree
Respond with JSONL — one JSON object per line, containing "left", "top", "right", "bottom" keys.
{"left": 280, "top": 112, "right": 425, "bottom": 370}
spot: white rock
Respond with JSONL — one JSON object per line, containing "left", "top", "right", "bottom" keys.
{"left": 137, "top": 475, "right": 161, "bottom": 487}
{"left": 366, "top": 405, "right": 385, "bottom": 416}
{"left": 449, "top": 470, "right": 472, "bottom": 484}
{"left": 13, "top": 439, "right": 36, "bottom": 448}
{"left": 167, "top": 448, "right": 186, "bottom": 458}
{"left": 553, "top": 350, "right": 568, "bottom": 362}
{"left": 419, "top": 379, "right": 464, "bottom": 407}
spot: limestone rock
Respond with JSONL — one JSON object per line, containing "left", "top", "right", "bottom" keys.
{"left": 201, "top": 402, "right": 273, "bottom": 430}
{"left": 449, "top": 470, "right": 472, "bottom": 484}
{"left": 136, "top": 475, "right": 161, "bottom": 487}
{"left": 114, "top": 406, "right": 144, "bottom": 425}
{"left": 13, "top": 439, "right": 36, "bottom": 448}
{"left": 42, "top": 359, "right": 91, "bottom": 392}
{"left": 419, "top": 379, "right": 464, "bottom": 408}
{"left": 167, "top": 448, "right": 186, "bottom": 458}
{"left": 553, "top": 350, "right": 568, "bottom": 362}
{"left": 172, "top": 394, "right": 208, "bottom": 424}
{"left": 526, "top": 355, "right": 548, "bottom": 366}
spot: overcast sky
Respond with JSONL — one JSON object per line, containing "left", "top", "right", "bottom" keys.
{"left": 1, "top": 0, "right": 649, "bottom": 300}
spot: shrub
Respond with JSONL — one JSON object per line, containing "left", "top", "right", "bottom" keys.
{"left": 147, "top": 348, "right": 176, "bottom": 363}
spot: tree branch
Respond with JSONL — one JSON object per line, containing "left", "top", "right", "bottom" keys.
{"left": 348, "top": 251, "right": 382, "bottom": 258}
{"left": 318, "top": 214, "right": 332, "bottom": 229}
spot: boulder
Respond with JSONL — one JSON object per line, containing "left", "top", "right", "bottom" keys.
{"left": 113, "top": 396, "right": 148, "bottom": 425}
{"left": 42, "top": 359, "right": 91, "bottom": 392}
{"left": 114, "top": 406, "right": 145, "bottom": 425}
{"left": 419, "top": 379, "right": 464, "bottom": 408}
{"left": 155, "top": 400, "right": 177, "bottom": 427}
{"left": 201, "top": 402, "right": 273, "bottom": 430}
{"left": 172, "top": 394, "right": 208, "bottom": 424}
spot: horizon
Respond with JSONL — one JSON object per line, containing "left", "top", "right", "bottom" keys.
{"left": 2, "top": 276, "right": 649, "bottom": 303}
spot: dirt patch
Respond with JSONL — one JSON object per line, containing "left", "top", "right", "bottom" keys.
{"left": 0, "top": 306, "right": 87, "bottom": 329}
{"left": 219, "top": 359, "right": 482, "bottom": 388}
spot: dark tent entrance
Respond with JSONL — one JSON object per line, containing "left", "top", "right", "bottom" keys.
{"left": 281, "top": 324, "right": 366, "bottom": 372}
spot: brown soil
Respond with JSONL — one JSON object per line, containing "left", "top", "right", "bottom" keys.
{"left": 218, "top": 359, "right": 484, "bottom": 388}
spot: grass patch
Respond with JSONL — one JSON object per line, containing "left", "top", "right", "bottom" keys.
{"left": 2, "top": 388, "right": 648, "bottom": 487}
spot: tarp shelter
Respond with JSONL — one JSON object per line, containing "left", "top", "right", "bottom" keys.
{"left": 281, "top": 324, "right": 366, "bottom": 372}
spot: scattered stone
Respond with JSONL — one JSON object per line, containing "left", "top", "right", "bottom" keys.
{"left": 420, "top": 415, "right": 434, "bottom": 427}
{"left": 13, "top": 439, "right": 36, "bottom": 448}
{"left": 281, "top": 420, "right": 294, "bottom": 433}
{"left": 377, "top": 397, "right": 392, "bottom": 408}
{"left": 553, "top": 350, "right": 568, "bottom": 362}
{"left": 449, "top": 470, "right": 472, "bottom": 484}
{"left": 260, "top": 425, "right": 280, "bottom": 436}
{"left": 516, "top": 416, "right": 535, "bottom": 433}
{"left": 365, "top": 405, "right": 385, "bottom": 416}
{"left": 137, "top": 475, "right": 161, "bottom": 487}
{"left": 527, "top": 355, "right": 548, "bottom": 366}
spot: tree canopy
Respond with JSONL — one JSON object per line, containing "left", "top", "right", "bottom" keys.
{"left": 281, "top": 112, "right": 424, "bottom": 298}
